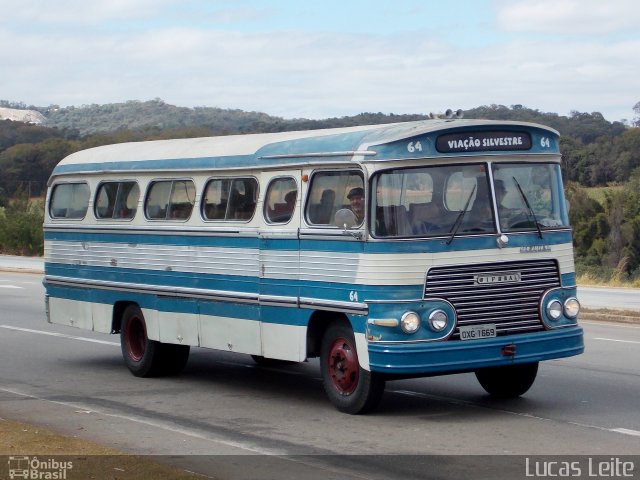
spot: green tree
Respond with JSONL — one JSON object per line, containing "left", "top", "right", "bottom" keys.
{"left": 566, "top": 184, "right": 609, "bottom": 262}
{"left": 0, "top": 188, "right": 44, "bottom": 255}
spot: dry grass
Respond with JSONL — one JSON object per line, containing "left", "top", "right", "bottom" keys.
{"left": 577, "top": 274, "right": 640, "bottom": 289}
{"left": 0, "top": 418, "right": 206, "bottom": 480}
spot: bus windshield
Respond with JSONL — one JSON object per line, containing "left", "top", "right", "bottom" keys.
{"left": 492, "top": 163, "right": 569, "bottom": 232}
{"left": 372, "top": 162, "right": 569, "bottom": 238}
{"left": 372, "top": 164, "right": 495, "bottom": 238}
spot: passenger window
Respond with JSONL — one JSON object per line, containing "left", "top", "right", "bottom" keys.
{"left": 306, "top": 171, "right": 364, "bottom": 226}
{"left": 202, "top": 177, "right": 258, "bottom": 221}
{"left": 95, "top": 181, "right": 139, "bottom": 220}
{"left": 145, "top": 180, "right": 195, "bottom": 220}
{"left": 50, "top": 183, "right": 90, "bottom": 219}
{"left": 265, "top": 177, "right": 297, "bottom": 224}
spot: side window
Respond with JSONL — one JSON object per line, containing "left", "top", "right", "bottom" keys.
{"left": 305, "top": 171, "right": 364, "bottom": 226}
{"left": 95, "top": 181, "right": 139, "bottom": 220}
{"left": 264, "top": 177, "right": 297, "bottom": 224}
{"left": 145, "top": 180, "right": 196, "bottom": 220}
{"left": 202, "top": 177, "right": 258, "bottom": 221}
{"left": 50, "top": 183, "right": 90, "bottom": 219}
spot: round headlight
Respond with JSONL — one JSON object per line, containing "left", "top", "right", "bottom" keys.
{"left": 547, "top": 299, "right": 563, "bottom": 320}
{"left": 564, "top": 297, "right": 580, "bottom": 318}
{"left": 400, "top": 311, "right": 421, "bottom": 334}
{"left": 428, "top": 310, "right": 449, "bottom": 332}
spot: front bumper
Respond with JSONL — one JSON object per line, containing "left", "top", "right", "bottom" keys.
{"left": 368, "top": 326, "right": 584, "bottom": 376}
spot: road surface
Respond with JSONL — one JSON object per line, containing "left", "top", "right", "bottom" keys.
{"left": 1, "top": 270, "right": 639, "bottom": 479}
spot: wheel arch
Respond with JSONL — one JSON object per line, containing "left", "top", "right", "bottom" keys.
{"left": 306, "top": 310, "right": 370, "bottom": 370}
{"left": 306, "top": 310, "right": 348, "bottom": 358}
{"left": 111, "top": 300, "right": 138, "bottom": 334}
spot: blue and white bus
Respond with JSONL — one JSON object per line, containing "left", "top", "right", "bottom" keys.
{"left": 44, "top": 119, "right": 584, "bottom": 413}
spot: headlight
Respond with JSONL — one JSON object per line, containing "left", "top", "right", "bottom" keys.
{"left": 400, "top": 311, "right": 421, "bottom": 334}
{"left": 546, "top": 299, "right": 563, "bottom": 320}
{"left": 564, "top": 297, "right": 580, "bottom": 318}
{"left": 428, "top": 310, "right": 449, "bottom": 332}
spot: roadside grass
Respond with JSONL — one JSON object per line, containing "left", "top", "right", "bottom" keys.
{"left": 579, "top": 307, "right": 640, "bottom": 324}
{"left": 0, "top": 417, "right": 206, "bottom": 480}
{"left": 576, "top": 273, "right": 640, "bottom": 289}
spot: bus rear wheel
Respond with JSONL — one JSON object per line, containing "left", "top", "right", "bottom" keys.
{"left": 320, "top": 322, "right": 385, "bottom": 414}
{"left": 120, "top": 305, "right": 189, "bottom": 377}
{"left": 475, "top": 362, "right": 539, "bottom": 398}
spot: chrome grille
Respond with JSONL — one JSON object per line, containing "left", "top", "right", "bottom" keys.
{"left": 424, "top": 260, "right": 560, "bottom": 338}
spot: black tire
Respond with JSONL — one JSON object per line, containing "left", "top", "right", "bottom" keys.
{"left": 120, "top": 305, "right": 189, "bottom": 377}
{"left": 320, "top": 321, "right": 385, "bottom": 414}
{"left": 251, "top": 355, "right": 296, "bottom": 367}
{"left": 475, "top": 362, "right": 539, "bottom": 398}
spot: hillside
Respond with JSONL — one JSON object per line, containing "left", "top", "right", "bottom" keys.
{"left": 0, "top": 107, "right": 46, "bottom": 124}
{"left": 1, "top": 99, "right": 639, "bottom": 281}
{"left": 19, "top": 99, "right": 626, "bottom": 145}
{"left": 35, "top": 99, "right": 429, "bottom": 136}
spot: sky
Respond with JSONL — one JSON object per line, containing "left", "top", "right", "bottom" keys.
{"left": 1, "top": 0, "right": 639, "bottom": 123}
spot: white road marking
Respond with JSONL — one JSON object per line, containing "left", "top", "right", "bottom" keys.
{"left": 391, "top": 389, "right": 640, "bottom": 439}
{"left": 594, "top": 337, "right": 640, "bottom": 345}
{"left": 0, "top": 285, "right": 22, "bottom": 289}
{"left": 0, "top": 325, "right": 119, "bottom": 346}
{"left": 0, "top": 386, "right": 288, "bottom": 456}
{"left": 610, "top": 428, "right": 640, "bottom": 437}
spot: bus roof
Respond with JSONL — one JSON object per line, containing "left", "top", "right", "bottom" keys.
{"left": 50, "top": 119, "right": 560, "bottom": 179}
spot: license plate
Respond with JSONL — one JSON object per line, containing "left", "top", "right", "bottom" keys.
{"left": 458, "top": 324, "right": 496, "bottom": 341}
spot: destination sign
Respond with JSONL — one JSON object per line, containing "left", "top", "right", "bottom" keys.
{"left": 436, "top": 131, "right": 532, "bottom": 153}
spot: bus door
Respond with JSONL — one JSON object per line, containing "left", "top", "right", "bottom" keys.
{"left": 258, "top": 173, "right": 303, "bottom": 360}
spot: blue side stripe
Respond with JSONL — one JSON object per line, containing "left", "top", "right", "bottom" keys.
{"left": 44, "top": 230, "right": 573, "bottom": 253}
{"left": 47, "top": 284, "right": 261, "bottom": 321}
{"left": 44, "top": 263, "right": 422, "bottom": 301}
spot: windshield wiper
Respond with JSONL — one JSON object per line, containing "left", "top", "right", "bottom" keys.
{"left": 447, "top": 184, "right": 476, "bottom": 245}
{"left": 513, "top": 176, "right": 543, "bottom": 239}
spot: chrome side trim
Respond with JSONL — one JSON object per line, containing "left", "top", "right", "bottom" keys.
{"left": 45, "top": 275, "right": 260, "bottom": 304}
{"left": 299, "top": 297, "right": 368, "bottom": 315}
{"left": 43, "top": 225, "right": 254, "bottom": 236}
{"left": 367, "top": 318, "right": 399, "bottom": 327}
{"left": 258, "top": 294, "right": 299, "bottom": 308}
{"left": 44, "top": 275, "right": 369, "bottom": 315}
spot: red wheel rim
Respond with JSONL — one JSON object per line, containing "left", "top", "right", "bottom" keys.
{"left": 125, "top": 315, "right": 146, "bottom": 362}
{"left": 327, "top": 336, "right": 359, "bottom": 395}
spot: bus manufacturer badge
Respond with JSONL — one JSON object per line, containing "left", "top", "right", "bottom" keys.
{"left": 474, "top": 271, "right": 521, "bottom": 285}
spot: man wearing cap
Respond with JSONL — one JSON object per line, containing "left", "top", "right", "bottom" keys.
{"left": 347, "top": 187, "right": 364, "bottom": 223}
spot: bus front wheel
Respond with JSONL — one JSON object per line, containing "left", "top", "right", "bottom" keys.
{"left": 320, "top": 322, "right": 385, "bottom": 414}
{"left": 475, "top": 362, "right": 539, "bottom": 398}
{"left": 120, "top": 305, "right": 189, "bottom": 377}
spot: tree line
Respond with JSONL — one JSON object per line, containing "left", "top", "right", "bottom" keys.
{"left": 1, "top": 100, "right": 639, "bottom": 282}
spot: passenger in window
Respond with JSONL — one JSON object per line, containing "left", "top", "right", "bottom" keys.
{"left": 317, "top": 189, "right": 335, "bottom": 223}
{"left": 494, "top": 180, "right": 508, "bottom": 208}
{"left": 410, "top": 202, "right": 441, "bottom": 235}
{"left": 469, "top": 181, "right": 493, "bottom": 218}
{"left": 285, "top": 190, "right": 297, "bottom": 213}
{"left": 347, "top": 187, "right": 364, "bottom": 223}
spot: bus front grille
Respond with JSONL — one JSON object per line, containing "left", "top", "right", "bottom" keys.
{"left": 424, "top": 259, "right": 561, "bottom": 338}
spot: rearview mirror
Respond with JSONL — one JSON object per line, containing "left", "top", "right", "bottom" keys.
{"left": 334, "top": 208, "right": 358, "bottom": 229}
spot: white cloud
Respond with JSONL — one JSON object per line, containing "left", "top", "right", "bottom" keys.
{"left": 496, "top": 0, "right": 640, "bottom": 35}
{"left": 0, "top": 0, "right": 178, "bottom": 25}
{"left": 1, "top": 2, "right": 639, "bottom": 122}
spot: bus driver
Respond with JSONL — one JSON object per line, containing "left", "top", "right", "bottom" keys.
{"left": 347, "top": 187, "right": 364, "bottom": 223}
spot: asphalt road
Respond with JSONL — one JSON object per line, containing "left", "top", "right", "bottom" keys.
{"left": 1, "top": 270, "right": 639, "bottom": 480}
{"left": 578, "top": 285, "right": 640, "bottom": 311}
